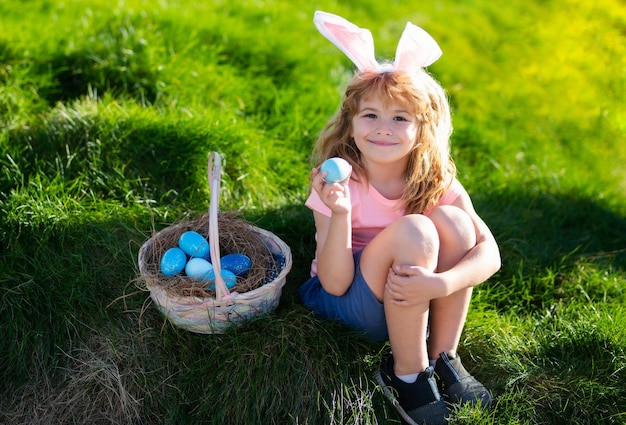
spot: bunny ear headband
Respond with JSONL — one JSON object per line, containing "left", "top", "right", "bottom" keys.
{"left": 313, "top": 10, "right": 442, "bottom": 72}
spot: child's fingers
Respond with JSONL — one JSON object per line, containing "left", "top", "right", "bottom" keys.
{"left": 386, "top": 270, "right": 406, "bottom": 300}
{"left": 310, "top": 169, "right": 327, "bottom": 191}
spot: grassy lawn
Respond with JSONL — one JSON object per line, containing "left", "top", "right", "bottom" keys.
{"left": 1, "top": 0, "right": 625, "bottom": 423}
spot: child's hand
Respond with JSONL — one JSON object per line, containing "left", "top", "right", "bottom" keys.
{"left": 385, "top": 265, "right": 447, "bottom": 306}
{"left": 311, "top": 167, "right": 352, "bottom": 215}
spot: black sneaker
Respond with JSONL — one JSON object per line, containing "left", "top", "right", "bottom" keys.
{"left": 434, "top": 352, "right": 492, "bottom": 409}
{"left": 375, "top": 354, "right": 450, "bottom": 425}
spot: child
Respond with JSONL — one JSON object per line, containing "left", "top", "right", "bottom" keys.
{"left": 299, "top": 11, "right": 501, "bottom": 425}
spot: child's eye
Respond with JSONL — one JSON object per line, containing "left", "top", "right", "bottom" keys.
{"left": 363, "top": 113, "right": 377, "bottom": 119}
{"left": 393, "top": 116, "right": 409, "bottom": 122}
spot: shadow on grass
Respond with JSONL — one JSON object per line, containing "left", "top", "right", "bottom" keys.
{"left": 23, "top": 14, "right": 301, "bottom": 107}
{"left": 0, "top": 112, "right": 279, "bottom": 210}
{"left": 251, "top": 192, "right": 626, "bottom": 314}
{"left": 479, "top": 190, "right": 626, "bottom": 267}
{"left": 471, "top": 188, "right": 626, "bottom": 312}
{"left": 33, "top": 17, "right": 162, "bottom": 105}
{"left": 489, "top": 307, "right": 626, "bottom": 425}
{"left": 42, "top": 47, "right": 160, "bottom": 105}
{"left": 1, "top": 187, "right": 625, "bottom": 423}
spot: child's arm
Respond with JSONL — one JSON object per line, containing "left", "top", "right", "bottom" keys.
{"left": 440, "top": 190, "right": 501, "bottom": 292}
{"left": 310, "top": 168, "right": 355, "bottom": 296}
{"left": 313, "top": 211, "right": 355, "bottom": 295}
{"left": 387, "top": 191, "right": 500, "bottom": 304}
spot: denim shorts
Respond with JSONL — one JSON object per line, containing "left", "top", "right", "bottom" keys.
{"left": 299, "top": 250, "right": 388, "bottom": 341}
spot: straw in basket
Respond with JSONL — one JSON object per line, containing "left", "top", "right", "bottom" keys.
{"left": 138, "top": 152, "right": 293, "bottom": 334}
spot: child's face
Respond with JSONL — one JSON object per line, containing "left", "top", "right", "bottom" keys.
{"left": 350, "top": 94, "right": 419, "bottom": 167}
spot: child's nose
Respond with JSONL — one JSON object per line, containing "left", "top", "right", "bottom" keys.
{"left": 376, "top": 124, "right": 392, "bottom": 136}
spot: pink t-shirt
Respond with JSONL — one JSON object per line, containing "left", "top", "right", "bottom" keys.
{"left": 306, "top": 178, "right": 466, "bottom": 275}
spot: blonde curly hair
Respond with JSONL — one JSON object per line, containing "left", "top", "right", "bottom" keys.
{"left": 312, "top": 68, "right": 456, "bottom": 214}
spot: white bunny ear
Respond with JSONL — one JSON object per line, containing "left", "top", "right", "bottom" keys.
{"left": 394, "top": 22, "right": 442, "bottom": 71}
{"left": 314, "top": 11, "right": 379, "bottom": 71}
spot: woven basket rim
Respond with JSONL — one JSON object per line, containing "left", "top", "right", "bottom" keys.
{"left": 138, "top": 220, "right": 292, "bottom": 307}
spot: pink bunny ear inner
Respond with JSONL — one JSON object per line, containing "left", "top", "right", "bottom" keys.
{"left": 314, "top": 11, "right": 380, "bottom": 71}
{"left": 394, "top": 22, "right": 442, "bottom": 71}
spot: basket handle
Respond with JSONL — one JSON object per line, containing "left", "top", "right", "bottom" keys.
{"left": 208, "top": 152, "right": 232, "bottom": 303}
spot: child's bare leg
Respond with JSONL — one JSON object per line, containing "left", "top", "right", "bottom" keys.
{"left": 426, "top": 205, "right": 493, "bottom": 408}
{"left": 426, "top": 205, "right": 477, "bottom": 358}
{"left": 360, "top": 214, "right": 439, "bottom": 375}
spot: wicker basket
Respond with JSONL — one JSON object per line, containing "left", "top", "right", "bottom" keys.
{"left": 137, "top": 153, "right": 292, "bottom": 334}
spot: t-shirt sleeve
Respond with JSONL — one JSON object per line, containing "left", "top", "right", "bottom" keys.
{"left": 423, "top": 179, "right": 466, "bottom": 215}
{"left": 305, "top": 189, "right": 332, "bottom": 217}
{"left": 437, "top": 178, "right": 466, "bottom": 206}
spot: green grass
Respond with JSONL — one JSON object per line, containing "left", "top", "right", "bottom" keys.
{"left": 1, "top": 0, "right": 625, "bottom": 423}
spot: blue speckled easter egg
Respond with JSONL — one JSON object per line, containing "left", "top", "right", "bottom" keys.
{"left": 160, "top": 247, "right": 187, "bottom": 276}
{"left": 206, "top": 269, "right": 238, "bottom": 291}
{"left": 185, "top": 257, "right": 214, "bottom": 281}
{"left": 265, "top": 251, "right": 286, "bottom": 283}
{"left": 320, "top": 157, "right": 351, "bottom": 183}
{"left": 220, "top": 253, "right": 252, "bottom": 276}
{"left": 178, "top": 231, "right": 210, "bottom": 258}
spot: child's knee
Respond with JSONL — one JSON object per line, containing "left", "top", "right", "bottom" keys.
{"left": 429, "top": 206, "right": 476, "bottom": 249}
{"left": 395, "top": 214, "right": 440, "bottom": 257}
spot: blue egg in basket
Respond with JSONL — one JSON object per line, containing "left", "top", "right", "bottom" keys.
{"left": 185, "top": 257, "right": 214, "bottom": 281}
{"left": 179, "top": 231, "right": 210, "bottom": 258}
{"left": 206, "top": 269, "right": 238, "bottom": 291}
{"left": 160, "top": 247, "right": 187, "bottom": 276}
{"left": 220, "top": 253, "right": 252, "bottom": 276}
